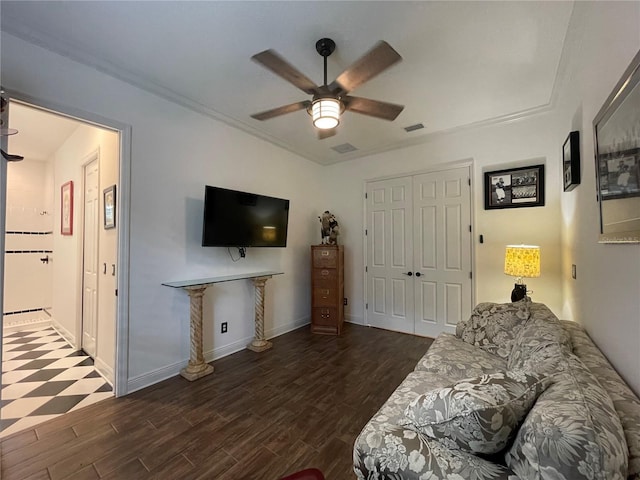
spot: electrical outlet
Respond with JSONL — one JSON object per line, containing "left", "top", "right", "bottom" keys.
{"left": 343, "top": 297, "right": 348, "bottom": 306}
{"left": 572, "top": 264, "right": 577, "bottom": 280}
{"left": 221, "top": 322, "right": 228, "bottom": 333}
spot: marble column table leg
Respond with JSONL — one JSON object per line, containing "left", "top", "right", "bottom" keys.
{"left": 180, "top": 285, "right": 215, "bottom": 381}
{"left": 247, "top": 276, "right": 273, "bottom": 352}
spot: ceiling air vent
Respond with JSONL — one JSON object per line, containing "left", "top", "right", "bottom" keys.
{"left": 404, "top": 123, "right": 424, "bottom": 133}
{"left": 331, "top": 143, "right": 358, "bottom": 154}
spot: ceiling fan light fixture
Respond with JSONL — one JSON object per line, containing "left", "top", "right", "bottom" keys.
{"left": 311, "top": 98, "right": 341, "bottom": 129}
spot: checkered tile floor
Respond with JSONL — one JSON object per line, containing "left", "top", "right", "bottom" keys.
{"left": 1, "top": 325, "right": 113, "bottom": 438}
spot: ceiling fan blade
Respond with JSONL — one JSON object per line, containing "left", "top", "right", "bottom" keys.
{"left": 252, "top": 50, "right": 319, "bottom": 95}
{"left": 329, "top": 41, "right": 402, "bottom": 94}
{"left": 251, "top": 101, "right": 311, "bottom": 121}
{"left": 1, "top": 148, "right": 23, "bottom": 162}
{"left": 343, "top": 96, "right": 404, "bottom": 121}
{"left": 317, "top": 128, "right": 337, "bottom": 140}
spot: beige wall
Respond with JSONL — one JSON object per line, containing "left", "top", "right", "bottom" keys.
{"left": 322, "top": 112, "right": 563, "bottom": 324}
{"left": 52, "top": 124, "right": 119, "bottom": 383}
{"left": 555, "top": 1, "right": 640, "bottom": 395}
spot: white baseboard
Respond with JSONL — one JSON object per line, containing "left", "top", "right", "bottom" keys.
{"left": 345, "top": 314, "right": 364, "bottom": 325}
{"left": 51, "top": 319, "right": 77, "bottom": 347}
{"left": 94, "top": 356, "right": 115, "bottom": 386}
{"left": 127, "top": 316, "right": 310, "bottom": 394}
{"left": 3, "top": 318, "right": 52, "bottom": 332}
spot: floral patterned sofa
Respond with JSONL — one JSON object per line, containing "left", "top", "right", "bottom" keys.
{"left": 353, "top": 301, "right": 640, "bottom": 480}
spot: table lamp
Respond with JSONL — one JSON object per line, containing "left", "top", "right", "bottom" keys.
{"left": 504, "top": 245, "right": 540, "bottom": 302}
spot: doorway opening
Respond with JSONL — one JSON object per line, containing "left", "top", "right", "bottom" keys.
{"left": 1, "top": 98, "right": 126, "bottom": 437}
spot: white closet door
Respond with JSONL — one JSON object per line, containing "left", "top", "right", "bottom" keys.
{"left": 413, "top": 167, "right": 472, "bottom": 337}
{"left": 365, "top": 176, "right": 414, "bottom": 334}
{"left": 82, "top": 158, "right": 99, "bottom": 357}
{"left": 365, "top": 166, "right": 473, "bottom": 338}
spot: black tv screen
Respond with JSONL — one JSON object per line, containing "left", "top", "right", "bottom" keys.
{"left": 202, "top": 186, "right": 290, "bottom": 247}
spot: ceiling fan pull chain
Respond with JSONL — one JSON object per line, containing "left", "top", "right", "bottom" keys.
{"left": 324, "top": 54, "right": 328, "bottom": 87}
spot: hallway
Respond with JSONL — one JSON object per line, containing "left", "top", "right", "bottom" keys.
{"left": 1, "top": 325, "right": 112, "bottom": 438}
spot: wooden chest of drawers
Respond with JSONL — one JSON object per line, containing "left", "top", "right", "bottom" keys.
{"left": 311, "top": 245, "right": 344, "bottom": 335}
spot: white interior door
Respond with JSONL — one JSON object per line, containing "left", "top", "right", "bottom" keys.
{"left": 365, "top": 166, "right": 473, "bottom": 338}
{"left": 413, "top": 167, "right": 472, "bottom": 337}
{"left": 82, "top": 158, "right": 99, "bottom": 357}
{"left": 366, "top": 176, "right": 414, "bottom": 334}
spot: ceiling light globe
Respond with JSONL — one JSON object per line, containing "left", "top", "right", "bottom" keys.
{"left": 312, "top": 98, "right": 340, "bottom": 130}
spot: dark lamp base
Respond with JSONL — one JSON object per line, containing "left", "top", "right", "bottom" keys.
{"left": 511, "top": 283, "right": 527, "bottom": 302}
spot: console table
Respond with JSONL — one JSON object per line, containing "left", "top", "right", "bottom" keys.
{"left": 162, "top": 271, "right": 283, "bottom": 381}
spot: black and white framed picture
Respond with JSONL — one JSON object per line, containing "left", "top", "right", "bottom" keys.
{"left": 484, "top": 164, "right": 545, "bottom": 210}
{"left": 593, "top": 49, "right": 640, "bottom": 243}
{"left": 103, "top": 185, "right": 116, "bottom": 229}
{"left": 563, "top": 131, "right": 581, "bottom": 192}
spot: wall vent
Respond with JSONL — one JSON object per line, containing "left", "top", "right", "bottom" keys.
{"left": 404, "top": 123, "right": 424, "bottom": 132}
{"left": 331, "top": 143, "right": 358, "bottom": 154}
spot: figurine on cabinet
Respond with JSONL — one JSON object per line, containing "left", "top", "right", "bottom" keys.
{"left": 319, "top": 210, "right": 340, "bottom": 245}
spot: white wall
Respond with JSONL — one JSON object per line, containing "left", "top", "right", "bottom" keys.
{"left": 51, "top": 124, "right": 119, "bottom": 382}
{"left": 554, "top": 2, "right": 640, "bottom": 395}
{"left": 0, "top": 32, "right": 323, "bottom": 392}
{"left": 3, "top": 159, "right": 54, "bottom": 325}
{"left": 322, "top": 113, "right": 563, "bottom": 324}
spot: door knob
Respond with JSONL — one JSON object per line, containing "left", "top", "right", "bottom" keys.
{"left": 415, "top": 272, "right": 422, "bottom": 277}
{"left": 403, "top": 271, "right": 413, "bottom": 276}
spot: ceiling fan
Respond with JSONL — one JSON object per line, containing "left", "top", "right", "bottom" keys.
{"left": 250, "top": 38, "right": 404, "bottom": 140}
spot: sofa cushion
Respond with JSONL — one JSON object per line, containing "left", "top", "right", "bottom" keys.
{"left": 507, "top": 302, "right": 572, "bottom": 372}
{"left": 456, "top": 301, "right": 530, "bottom": 358}
{"left": 404, "top": 371, "right": 548, "bottom": 455}
{"left": 353, "top": 369, "right": 517, "bottom": 479}
{"left": 354, "top": 424, "right": 514, "bottom": 480}
{"left": 505, "top": 353, "right": 629, "bottom": 480}
{"left": 415, "top": 333, "right": 508, "bottom": 379}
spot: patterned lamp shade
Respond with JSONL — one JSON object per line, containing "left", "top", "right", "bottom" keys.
{"left": 504, "top": 245, "right": 541, "bottom": 279}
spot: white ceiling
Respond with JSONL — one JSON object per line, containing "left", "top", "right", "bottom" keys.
{"left": 1, "top": 1, "right": 574, "bottom": 165}
{"left": 7, "top": 102, "right": 83, "bottom": 162}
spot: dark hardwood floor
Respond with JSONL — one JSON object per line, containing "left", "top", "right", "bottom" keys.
{"left": 1, "top": 323, "right": 433, "bottom": 480}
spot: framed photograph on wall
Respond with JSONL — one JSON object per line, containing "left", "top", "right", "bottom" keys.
{"left": 61, "top": 180, "right": 74, "bottom": 235}
{"left": 484, "top": 164, "right": 545, "bottom": 210}
{"left": 563, "top": 131, "right": 581, "bottom": 191}
{"left": 593, "top": 49, "right": 640, "bottom": 243}
{"left": 103, "top": 185, "right": 116, "bottom": 229}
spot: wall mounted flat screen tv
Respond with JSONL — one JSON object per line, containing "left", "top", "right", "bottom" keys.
{"left": 202, "top": 186, "right": 290, "bottom": 247}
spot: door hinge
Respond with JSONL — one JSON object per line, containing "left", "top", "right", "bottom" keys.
{"left": 115, "top": 289, "right": 118, "bottom": 296}
{"left": 365, "top": 266, "right": 368, "bottom": 273}
{"left": 468, "top": 178, "right": 471, "bottom": 186}
{"left": 469, "top": 225, "right": 472, "bottom": 232}
{"left": 365, "top": 229, "right": 368, "bottom": 236}
{"left": 469, "top": 272, "right": 473, "bottom": 279}
{"left": 365, "top": 303, "right": 368, "bottom": 310}
{"left": 365, "top": 192, "right": 368, "bottom": 199}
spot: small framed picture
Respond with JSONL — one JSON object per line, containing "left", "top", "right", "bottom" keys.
{"left": 103, "top": 185, "right": 116, "bottom": 229}
{"left": 61, "top": 181, "right": 74, "bottom": 235}
{"left": 484, "top": 164, "right": 545, "bottom": 210}
{"left": 563, "top": 131, "right": 581, "bottom": 192}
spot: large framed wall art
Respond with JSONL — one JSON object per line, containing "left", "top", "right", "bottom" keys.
{"left": 593, "top": 50, "right": 640, "bottom": 243}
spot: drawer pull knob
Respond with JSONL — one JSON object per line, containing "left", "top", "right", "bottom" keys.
{"left": 321, "top": 251, "right": 329, "bottom": 256}
{"left": 321, "top": 270, "right": 329, "bottom": 275}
